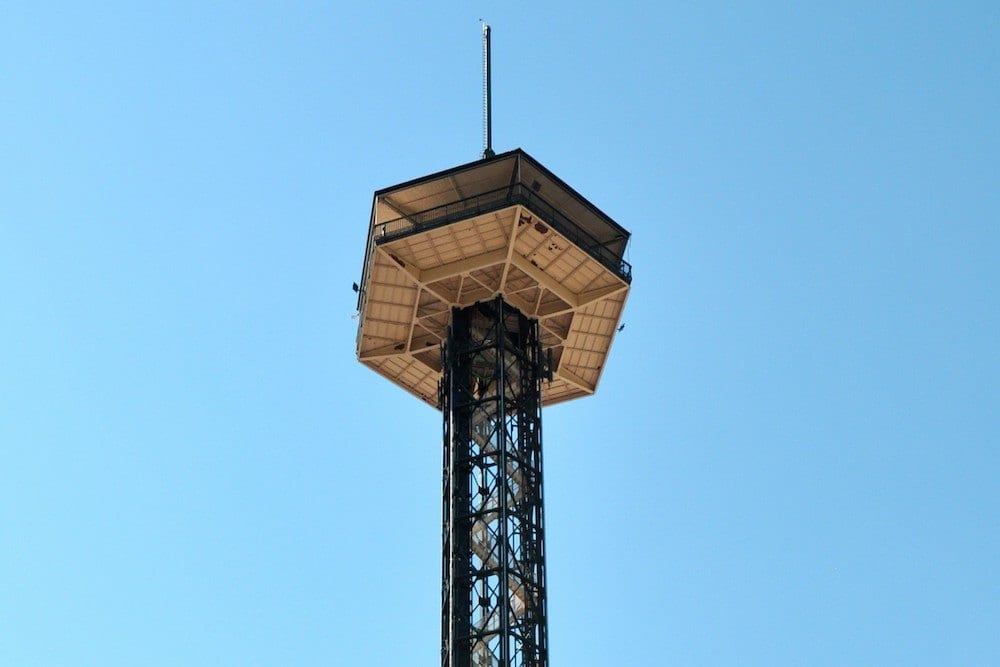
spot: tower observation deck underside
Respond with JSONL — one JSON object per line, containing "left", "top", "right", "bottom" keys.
{"left": 356, "top": 149, "right": 632, "bottom": 408}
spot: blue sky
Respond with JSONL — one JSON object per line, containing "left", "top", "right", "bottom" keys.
{"left": 1, "top": 2, "right": 997, "bottom": 665}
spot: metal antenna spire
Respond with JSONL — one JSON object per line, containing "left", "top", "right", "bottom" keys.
{"left": 482, "top": 22, "right": 495, "bottom": 159}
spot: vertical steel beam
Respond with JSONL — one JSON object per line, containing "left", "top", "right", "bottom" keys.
{"left": 441, "top": 296, "right": 548, "bottom": 667}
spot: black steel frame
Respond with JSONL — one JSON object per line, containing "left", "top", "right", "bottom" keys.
{"left": 441, "top": 297, "right": 548, "bottom": 667}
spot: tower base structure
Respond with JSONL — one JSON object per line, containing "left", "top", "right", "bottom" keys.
{"left": 441, "top": 296, "right": 548, "bottom": 667}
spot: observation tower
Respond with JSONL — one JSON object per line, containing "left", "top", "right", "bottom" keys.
{"left": 354, "top": 25, "right": 632, "bottom": 667}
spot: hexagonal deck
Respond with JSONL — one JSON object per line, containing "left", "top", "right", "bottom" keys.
{"left": 356, "top": 149, "right": 631, "bottom": 407}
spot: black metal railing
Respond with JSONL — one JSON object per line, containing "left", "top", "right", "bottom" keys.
{"left": 373, "top": 184, "right": 632, "bottom": 283}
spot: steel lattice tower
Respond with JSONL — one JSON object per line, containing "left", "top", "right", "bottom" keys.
{"left": 355, "top": 32, "right": 631, "bottom": 666}
{"left": 441, "top": 297, "right": 548, "bottom": 666}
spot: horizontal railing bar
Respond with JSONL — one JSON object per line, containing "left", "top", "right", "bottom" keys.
{"left": 373, "top": 184, "right": 632, "bottom": 283}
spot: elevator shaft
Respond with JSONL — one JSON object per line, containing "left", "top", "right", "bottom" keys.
{"left": 441, "top": 297, "right": 548, "bottom": 667}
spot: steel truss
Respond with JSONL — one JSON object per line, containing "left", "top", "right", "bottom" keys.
{"left": 441, "top": 296, "right": 548, "bottom": 667}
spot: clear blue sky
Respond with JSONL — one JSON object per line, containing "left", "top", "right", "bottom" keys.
{"left": 1, "top": 2, "right": 997, "bottom": 665}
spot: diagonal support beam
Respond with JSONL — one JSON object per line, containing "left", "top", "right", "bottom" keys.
{"left": 376, "top": 246, "right": 509, "bottom": 304}
{"left": 509, "top": 254, "right": 580, "bottom": 310}
{"left": 422, "top": 248, "right": 508, "bottom": 284}
{"left": 577, "top": 283, "right": 629, "bottom": 307}
{"left": 535, "top": 281, "right": 627, "bottom": 319}
{"left": 375, "top": 246, "right": 453, "bottom": 304}
{"left": 557, "top": 365, "right": 596, "bottom": 394}
{"left": 499, "top": 206, "right": 525, "bottom": 294}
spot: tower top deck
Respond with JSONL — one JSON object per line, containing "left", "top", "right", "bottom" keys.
{"left": 356, "top": 149, "right": 632, "bottom": 407}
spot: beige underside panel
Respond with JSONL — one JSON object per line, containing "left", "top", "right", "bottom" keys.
{"left": 357, "top": 205, "right": 629, "bottom": 408}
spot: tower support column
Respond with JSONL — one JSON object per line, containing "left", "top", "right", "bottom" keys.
{"left": 441, "top": 296, "right": 548, "bottom": 667}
